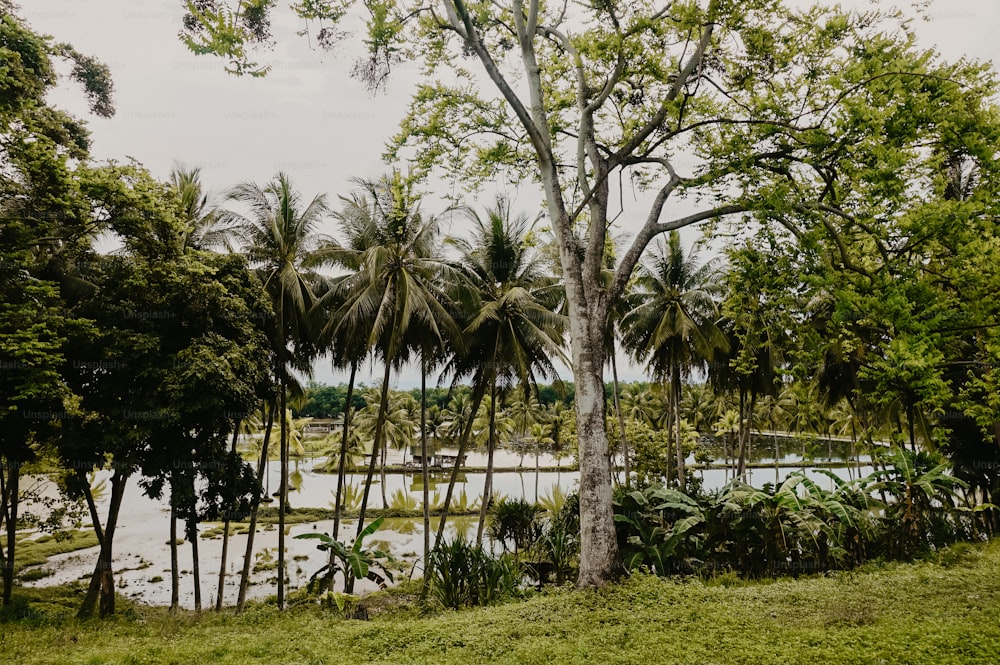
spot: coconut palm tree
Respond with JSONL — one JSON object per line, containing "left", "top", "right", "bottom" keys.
{"left": 442, "top": 198, "right": 566, "bottom": 546}
{"left": 327, "top": 171, "right": 457, "bottom": 558}
{"left": 219, "top": 171, "right": 333, "bottom": 609}
{"left": 168, "top": 165, "right": 234, "bottom": 251}
{"left": 620, "top": 231, "right": 727, "bottom": 488}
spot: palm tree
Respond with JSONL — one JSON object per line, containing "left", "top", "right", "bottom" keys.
{"left": 168, "top": 165, "right": 233, "bottom": 251}
{"left": 327, "top": 171, "right": 457, "bottom": 563}
{"left": 219, "top": 172, "right": 333, "bottom": 609}
{"left": 620, "top": 231, "right": 726, "bottom": 488}
{"left": 442, "top": 198, "right": 566, "bottom": 546}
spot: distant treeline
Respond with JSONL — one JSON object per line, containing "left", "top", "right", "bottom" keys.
{"left": 294, "top": 380, "right": 656, "bottom": 418}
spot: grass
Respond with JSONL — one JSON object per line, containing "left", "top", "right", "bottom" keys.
{"left": 14, "top": 531, "right": 101, "bottom": 572}
{"left": 3, "top": 540, "right": 1000, "bottom": 664}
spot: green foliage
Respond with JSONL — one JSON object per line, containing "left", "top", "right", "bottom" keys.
{"left": 7, "top": 542, "right": 1000, "bottom": 663}
{"left": 295, "top": 516, "right": 394, "bottom": 592}
{"left": 487, "top": 497, "right": 543, "bottom": 556}
{"left": 425, "top": 538, "right": 521, "bottom": 609}
{"left": 615, "top": 449, "right": 982, "bottom": 579}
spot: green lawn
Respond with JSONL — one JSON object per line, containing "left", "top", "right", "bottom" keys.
{"left": 4, "top": 541, "right": 1000, "bottom": 665}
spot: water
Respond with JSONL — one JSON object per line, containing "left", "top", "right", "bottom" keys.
{"left": 22, "top": 442, "right": 874, "bottom": 608}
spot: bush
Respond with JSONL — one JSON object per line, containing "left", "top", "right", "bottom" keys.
{"left": 426, "top": 539, "right": 522, "bottom": 609}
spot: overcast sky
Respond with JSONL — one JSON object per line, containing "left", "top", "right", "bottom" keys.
{"left": 18, "top": 0, "right": 1000, "bottom": 389}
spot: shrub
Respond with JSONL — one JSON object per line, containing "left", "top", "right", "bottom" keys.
{"left": 426, "top": 539, "right": 521, "bottom": 609}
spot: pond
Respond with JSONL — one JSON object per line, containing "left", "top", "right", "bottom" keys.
{"left": 22, "top": 439, "right": 875, "bottom": 608}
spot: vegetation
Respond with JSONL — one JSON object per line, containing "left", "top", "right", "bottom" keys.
{"left": 4, "top": 540, "right": 1000, "bottom": 664}
{"left": 6, "top": 6, "right": 1000, "bottom": 655}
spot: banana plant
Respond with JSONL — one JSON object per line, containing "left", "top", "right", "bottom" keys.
{"left": 614, "top": 485, "right": 705, "bottom": 576}
{"left": 296, "top": 516, "right": 394, "bottom": 593}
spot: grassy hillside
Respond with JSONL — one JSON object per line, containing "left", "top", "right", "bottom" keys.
{"left": 4, "top": 541, "right": 1000, "bottom": 665}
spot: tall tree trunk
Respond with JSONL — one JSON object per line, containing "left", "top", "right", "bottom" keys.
{"left": 170, "top": 495, "right": 179, "bottom": 612}
{"left": 277, "top": 378, "right": 288, "bottom": 609}
{"left": 610, "top": 350, "right": 630, "bottom": 488}
{"left": 79, "top": 469, "right": 127, "bottom": 618}
{"left": 673, "top": 365, "right": 686, "bottom": 488}
{"left": 215, "top": 422, "right": 241, "bottom": 611}
{"left": 189, "top": 514, "right": 202, "bottom": 612}
{"left": 420, "top": 355, "right": 430, "bottom": 582}
{"left": 662, "top": 380, "right": 672, "bottom": 487}
{"left": 356, "top": 361, "right": 392, "bottom": 539}
{"left": 2, "top": 462, "right": 18, "bottom": 606}
{"left": 573, "top": 334, "right": 619, "bottom": 588}
{"left": 433, "top": 385, "right": 487, "bottom": 552}
{"left": 380, "top": 428, "right": 388, "bottom": 511}
{"left": 328, "top": 361, "right": 357, "bottom": 593}
{"left": 476, "top": 381, "right": 498, "bottom": 547}
{"left": 237, "top": 400, "right": 274, "bottom": 612}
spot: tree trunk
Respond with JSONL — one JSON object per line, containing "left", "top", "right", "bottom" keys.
{"left": 673, "top": 365, "right": 686, "bottom": 488}
{"left": 610, "top": 350, "right": 630, "bottom": 488}
{"left": 216, "top": 421, "right": 241, "bottom": 611}
{"left": 79, "top": 469, "right": 127, "bottom": 618}
{"left": 356, "top": 361, "right": 392, "bottom": 539}
{"left": 2, "top": 462, "right": 18, "bottom": 606}
{"left": 433, "top": 385, "right": 487, "bottom": 552}
{"left": 237, "top": 400, "right": 274, "bottom": 612}
{"left": 572, "top": 332, "right": 619, "bottom": 588}
{"left": 328, "top": 361, "right": 357, "bottom": 593}
{"left": 420, "top": 355, "right": 430, "bottom": 583}
{"left": 189, "top": 514, "right": 202, "bottom": 612}
{"left": 736, "top": 388, "right": 747, "bottom": 479}
{"left": 278, "top": 378, "right": 288, "bottom": 609}
{"left": 476, "top": 382, "right": 498, "bottom": 547}
{"left": 170, "top": 498, "right": 179, "bottom": 612}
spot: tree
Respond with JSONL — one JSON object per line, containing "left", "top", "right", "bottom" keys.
{"left": 0, "top": 3, "right": 114, "bottom": 606}
{"left": 220, "top": 172, "right": 333, "bottom": 609}
{"left": 326, "top": 171, "right": 457, "bottom": 564}
{"left": 620, "top": 230, "right": 726, "bottom": 488}
{"left": 180, "top": 0, "right": 1000, "bottom": 586}
{"left": 444, "top": 197, "right": 565, "bottom": 545}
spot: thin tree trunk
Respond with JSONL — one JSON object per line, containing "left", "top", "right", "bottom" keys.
{"left": 476, "top": 382, "right": 498, "bottom": 547}
{"left": 433, "top": 385, "right": 487, "bottom": 552}
{"left": 907, "top": 402, "right": 917, "bottom": 453}
{"left": 535, "top": 442, "right": 540, "bottom": 503}
{"left": 170, "top": 496, "right": 179, "bottom": 612}
{"left": 216, "top": 422, "right": 241, "bottom": 611}
{"left": 328, "top": 361, "right": 357, "bottom": 593}
{"left": 78, "top": 469, "right": 127, "bottom": 618}
{"left": 380, "top": 428, "right": 388, "bottom": 511}
{"left": 610, "top": 351, "right": 630, "bottom": 488}
{"left": 237, "top": 400, "right": 274, "bottom": 612}
{"left": 736, "top": 388, "right": 747, "bottom": 479}
{"left": 673, "top": 366, "right": 686, "bottom": 488}
{"left": 189, "top": 514, "right": 202, "bottom": 612}
{"left": 2, "top": 463, "right": 18, "bottom": 606}
{"left": 278, "top": 378, "right": 288, "bottom": 609}
{"left": 357, "top": 361, "right": 392, "bottom": 539}
{"left": 662, "top": 380, "right": 672, "bottom": 487}
{"left": 332, "top": 362, "right": 358, "bottom": 541}
{"left": 420, "top": 355, "right": 430, "bottom": 583}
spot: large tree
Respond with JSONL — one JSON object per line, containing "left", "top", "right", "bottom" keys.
{"left": 219, "top": 172, "right": 333, "bottom": 609}
{"left": 0, "top": 2, "right": 113, "bottom": 605}
{"left": 179, "top": 0, "right": 997, "bottom": 586}
{"left": 326, "top": 172, "right": 456, "bottom": 560}
{"left": 443, "top": 197, "right": 565, "bottom": 545}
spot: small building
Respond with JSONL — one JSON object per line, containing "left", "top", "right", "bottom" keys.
{"left": 408, "top": 445, "right": 467, "bottom": 469}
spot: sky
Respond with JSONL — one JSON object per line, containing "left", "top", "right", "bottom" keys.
{"left": 17, "top": 0, "right": 1000, "bottom": 389}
